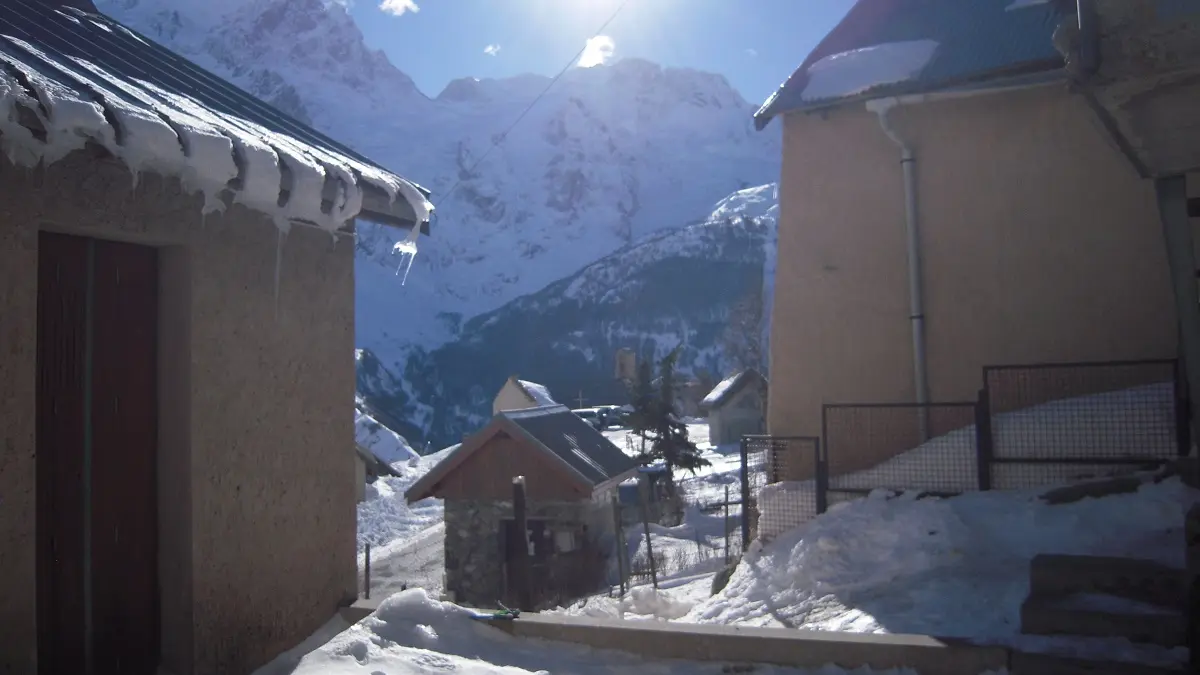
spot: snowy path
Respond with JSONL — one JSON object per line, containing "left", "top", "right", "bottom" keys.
{"left": 363, "top": 522, "right": 446, "bottom": 599}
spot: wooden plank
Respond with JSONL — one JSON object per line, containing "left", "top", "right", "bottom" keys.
{"left": 36, "top": 232, "right": 90, "bottom": 674}
{"left": 90, "top": 239, "right": 160, "bottom": 675}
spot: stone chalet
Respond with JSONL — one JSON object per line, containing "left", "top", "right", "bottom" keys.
{"left": 405, "top": 405, "right": 638, "bottom": 609}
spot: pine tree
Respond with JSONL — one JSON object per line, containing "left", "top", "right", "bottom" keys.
{"left": 646, "top": 345, "right": 710, "bottom": 480}
{"left": 623, "top": 356, "right": 656, "bottom": 460}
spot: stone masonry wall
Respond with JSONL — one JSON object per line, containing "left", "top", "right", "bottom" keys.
{"left": 444, "top": 498, "right": 604, "bottom": 607}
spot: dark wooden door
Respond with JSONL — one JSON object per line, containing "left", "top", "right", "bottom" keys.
{"left": 36, "top": 232, "right": 90, "bottom": 675}
{"left": 36, "top": 233, "right": 160, "bottom": 675}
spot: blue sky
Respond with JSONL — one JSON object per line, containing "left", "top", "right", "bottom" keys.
{"left": 348, "top": 0, "right": 857, "bottom": 105}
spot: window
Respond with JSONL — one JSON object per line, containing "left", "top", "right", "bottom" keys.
{"left": 553, "top": 529, "right": 577, "bottom": 553}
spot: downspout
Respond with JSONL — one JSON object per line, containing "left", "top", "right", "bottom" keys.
{"left": 866, "top": 97, "right": 931, "bottom": 437}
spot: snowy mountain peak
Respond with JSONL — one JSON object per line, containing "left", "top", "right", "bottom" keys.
{"left": 99, "top": 0, "right": 782, "bottom": 445}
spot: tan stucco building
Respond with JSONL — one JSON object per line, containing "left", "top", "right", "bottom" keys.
{"left": 493, "top": 376, "right": 559, "bottom": 414}
{"left": 755, "top": 0, "right": 1180, "bottom": 443}
{"left": 0, "top": 3, "right": 431, "bottom": 674}
{"left": 700, "top": 370, "right": 767, "bottom": 446}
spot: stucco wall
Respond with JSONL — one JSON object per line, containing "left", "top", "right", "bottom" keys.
{"left": 709, "top": 385, "right": 765, "bottom": 446}
{"left": 0, "top": 150, "right": 356, "bottom": 675}
{"left": 768, "top": 85, "right": 1176, "bottom": 449}
{"left": 493, "top": 380, "right": 533, "bottom": 414}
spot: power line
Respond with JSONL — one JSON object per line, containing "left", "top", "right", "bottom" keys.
{"left": 434, "top": 0, "right": 631, "bottom": 208}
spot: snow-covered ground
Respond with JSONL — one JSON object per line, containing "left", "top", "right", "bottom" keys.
{"left": 255, "top": 589, "right": 925, "bottom": 675}
{"left": 555, "top": 474, "right": 1196, "bottom": 668}
{"left": 356, "top": 443, "right": 456, "bottom": 597}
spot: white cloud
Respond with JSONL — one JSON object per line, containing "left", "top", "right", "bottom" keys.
{"left": 577, "top": 35, "right": 615, "bottom": 68}
{"left": 484, "top": 44, "right": 501, "bottom": 56}
{"left": 379, "top": 0, "right": 419, "bottom": 16}
{"left": 745, "top": 48, "right": 758, "bottom": 58}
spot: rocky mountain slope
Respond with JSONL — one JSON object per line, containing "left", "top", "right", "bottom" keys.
{"left": 394, "top": 184, "right": 779, "bottom": 447}
{"left": 97, "top": 0, "right": 782, "bottom": 448}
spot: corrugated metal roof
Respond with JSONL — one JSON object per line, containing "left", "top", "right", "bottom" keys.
{"left": 504, "top": 405, "right": 637, "bottom": 487}
{"left": 0, "top": 0, "right": 431, "bottom": 230}
{"left": 755, "top": 0, "right": 1069, "bottom": 129}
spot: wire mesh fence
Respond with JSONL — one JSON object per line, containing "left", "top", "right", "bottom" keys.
{"left": 819, "top": 403, "right": 981, "bottom": 510}
{"left": 740, "top": 436, "right": 820, "bottom": 545}
{"left": 737, "top": 359, "right": 1188, "bottom": 545}
{"left": 982, "top": 359, "right": 1186, "bottom": 489}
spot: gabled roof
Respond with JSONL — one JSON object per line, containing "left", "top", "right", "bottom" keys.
{"left": 505, "top": 405, "right": 635, "bottom": 484}
{"left": 701, "top": 369, "right": 767, "bottom": 410}
{"left": 0, "top": 0, "right": 432, "bottom": 232}
{"left": 515, "top": 378, "right": 557, "bottom": 407}
{"left": 405, "top": 404, "right": 637, "bottom": 503}
{"left": 754, "top": 0, "right": 1069, "bottom": 129}
{"left": 354, "top": 443, "right": 402, "bottom": 478}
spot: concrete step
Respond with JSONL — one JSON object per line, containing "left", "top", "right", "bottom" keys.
{"left": 1029, "top": 554, "right": 1186, "bottom": 610}
{"left": 1010, "top": 651, "right": 1185, "bottom": 675}
{"left": 1020, "top": 595, "right": 1186, "bottom": 647}
{"left": 339, "top": 596, "right": 382, "bottom": 624}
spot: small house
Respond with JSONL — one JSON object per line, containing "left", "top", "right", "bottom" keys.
{"left": 0, "top": 2, "right": 432, "bottom": 673}
{"left": 354, "top": 443, "right": 402, "bottom": 503}
{"left": 493, "top": 375, "right": 558, "bottom": 414}
{"left": 405, "top": 404, "right": 638, "bottom": 609}
{"left": 701, "top": 370, "right": 768, "bottom": 446}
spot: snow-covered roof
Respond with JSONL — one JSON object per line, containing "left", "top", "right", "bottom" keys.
{"left": 701, "top": 369, "right": 767, "bottom": 410}
{"left": 0, "top": 1, "right": 432, "bottom": 233}
{"left": 405, "top": 404, "right": 637, "bottom": 503}
{"left": 753, "top": 0, "right": 1067, "bottom": 129}
{"left": 516, "top": 379, "right": 557, "bottom": 407}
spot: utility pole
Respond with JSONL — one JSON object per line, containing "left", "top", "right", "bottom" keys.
{"left": 575, "top": 390, "right": 587, "bottom": 409}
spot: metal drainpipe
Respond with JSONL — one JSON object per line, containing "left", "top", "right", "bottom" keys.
{"left": 866, "top": 97, "right": 931, "bottom": 438}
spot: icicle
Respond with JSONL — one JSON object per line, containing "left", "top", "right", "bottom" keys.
{"left": 391, "top": 222, "right": 421, "bottom": 286}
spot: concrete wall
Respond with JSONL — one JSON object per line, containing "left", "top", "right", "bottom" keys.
{"left": 768, "top": 85, "right": 1177, "bottom": 454}
{"left": 0, "top": 151, "right": 357, "bottom": 675}
{"left": 355, "top": 453, "right": 367, "bottom": 503}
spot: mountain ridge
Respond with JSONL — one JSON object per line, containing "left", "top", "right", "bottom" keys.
{"left": 96, "top": 0, "right": 782, "bottom": 448}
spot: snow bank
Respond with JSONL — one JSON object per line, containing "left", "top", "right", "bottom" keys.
{"left": 687, "top": 477, "right": 1196, "bottom": 665}
{"left": 356, "top": 445, "right": 452, "bottom": 553}
{"left": 281, "top": 588, "right": 904, "bottom": 674}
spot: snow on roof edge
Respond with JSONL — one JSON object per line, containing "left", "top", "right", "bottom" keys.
{"left": 0, "top": 21, "right": 432, "bottom": 235}
{"left": 516, "top": 379, "right": 558, "bottom": 407}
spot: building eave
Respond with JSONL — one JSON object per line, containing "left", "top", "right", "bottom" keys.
{"left": 755, "top": 60, "right": 1066, "bottom": 131}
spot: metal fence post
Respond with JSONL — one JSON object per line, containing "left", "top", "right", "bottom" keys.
{"left": 739, "top": 436, "right": 751, "bottom": 550}
{"left": 610, "top": 493, "right": 626, "bottom": 596}
{"left": 1176, "top": 359, "right": 1192, "bottom": 457}
{"left": 818, "top": 407, "right": 831, "bottom": 514}
{"left": 723, "top": 484, "right": 731, "bottom": 565}
{"left": 975, "top": 387, "right": 994, "bottom": 491}
{"left": 815, "top": 436, "right": 828, "bottom": 515}
{"left": 363, "top": 543, "right": 371, "bottom": 600}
